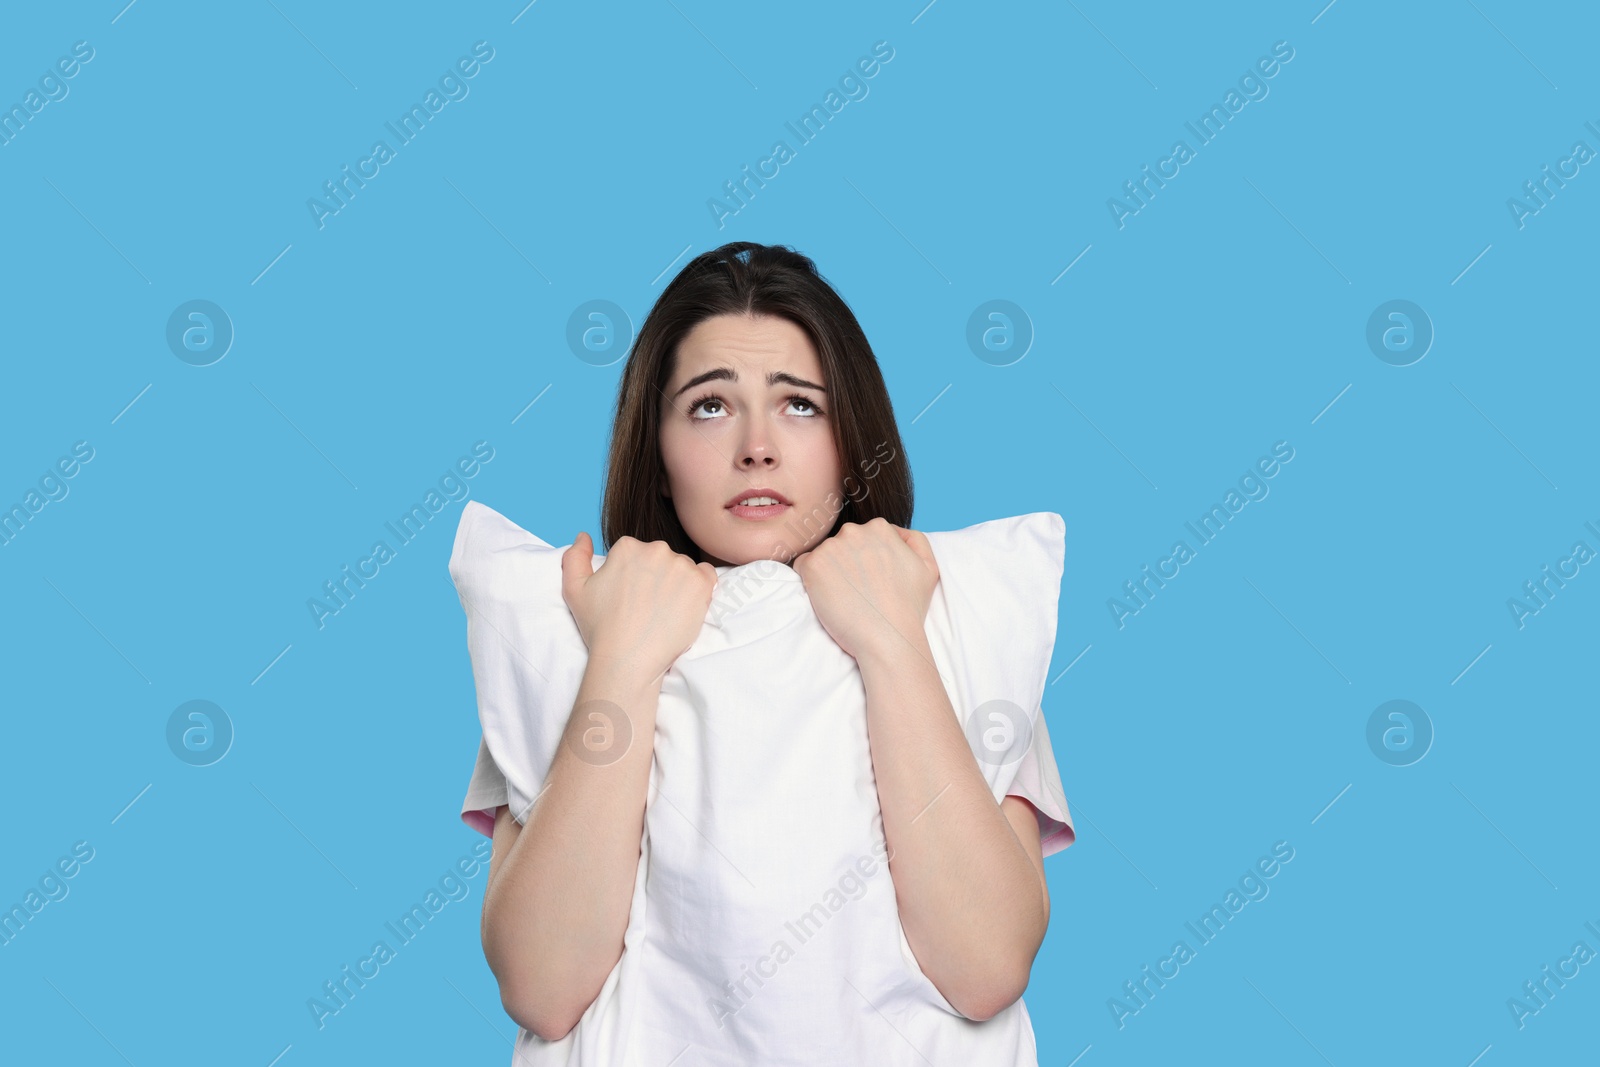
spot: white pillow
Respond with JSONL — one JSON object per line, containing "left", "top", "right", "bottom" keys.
{"left": 448, "top": 500, "right": 1071, "bottom": 1064}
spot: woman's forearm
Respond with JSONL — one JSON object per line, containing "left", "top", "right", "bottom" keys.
{"left": 480, "top": 648, "right": 662, "bottom": 1040}
{"left": 857, "top": 633, "right": 1047, "bottom": 1021}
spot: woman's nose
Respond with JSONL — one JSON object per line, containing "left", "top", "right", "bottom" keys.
{"left": 738, "top": 423, "right": 777, "bottom": 468}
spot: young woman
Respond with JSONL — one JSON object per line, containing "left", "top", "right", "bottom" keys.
{"left": 459, "top": 242, "right": 1073, "bottom": 1060}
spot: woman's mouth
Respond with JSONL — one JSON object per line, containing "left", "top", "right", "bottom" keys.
{"left": 726, "top": 490, "right": 793, "bottom": 520}
{"left": 727, "top": 496, "right": 791, "bottom": 520}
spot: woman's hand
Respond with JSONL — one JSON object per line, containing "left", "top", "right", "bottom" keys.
{"left": 490, "top": 538, "right": 712, "bottom": 1042}
{"left": 561, "top": 533, "right": 719, "bottom": 682}
{"left": 791, "top": 518, "right": 940, "bottom": 661}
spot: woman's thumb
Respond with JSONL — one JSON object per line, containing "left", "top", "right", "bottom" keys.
{"left": 562, "top": 531, "right": 595, "bottom": 585}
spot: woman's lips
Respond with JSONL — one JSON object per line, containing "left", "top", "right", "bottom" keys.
{"left": 727, "top": 502, "right": 792, "bottom": 520}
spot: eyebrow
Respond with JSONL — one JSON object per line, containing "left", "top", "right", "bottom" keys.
{"left": 671, "top": 367, "right": 827, "bottom": 400}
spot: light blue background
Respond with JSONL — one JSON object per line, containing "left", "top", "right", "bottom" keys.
{"left": 2, "top": 1, "right": 1595, "bottom": 1064}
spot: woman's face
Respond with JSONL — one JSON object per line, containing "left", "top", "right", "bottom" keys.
{"left": 659, "top": 313, "right": 844, "bottom": 567}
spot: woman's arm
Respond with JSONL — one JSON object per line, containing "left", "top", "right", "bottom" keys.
{"left": 857, "top": 634, "right": 1051, "bottom": 1021}
{"left": 789, "top": 518, "right": 1052, "bottom": 1020}
{"left": 479, "top": 650, "right": 664, "bottom": 1041}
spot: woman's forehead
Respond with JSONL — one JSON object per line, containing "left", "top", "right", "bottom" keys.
{"left": 677, "top": 315, "right": 820, "bottom": 371}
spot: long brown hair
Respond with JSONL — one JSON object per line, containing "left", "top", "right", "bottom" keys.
{"left": 600, "top": 242, "right": 912, "bottom": 563}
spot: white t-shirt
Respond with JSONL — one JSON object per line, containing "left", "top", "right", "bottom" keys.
{"left": 453, "top": 509, "right": 1074, "bottom": 1065}
{"left": 460, "top": 708, "right": 1075, "bottom": 1066}
{"left": 462, "top": 715, "right": 1073, "bottom": 853}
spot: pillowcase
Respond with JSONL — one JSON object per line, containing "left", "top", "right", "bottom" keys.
{"left": 447, "top": 500, "right": 1070, "bottom": 1061}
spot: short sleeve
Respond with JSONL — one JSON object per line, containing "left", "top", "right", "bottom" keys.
{"left": 460, "top": 735, "right": 509, "bottom": 838}
{"left": 1005, "top": 708, "right": 1074, "bottom": 858}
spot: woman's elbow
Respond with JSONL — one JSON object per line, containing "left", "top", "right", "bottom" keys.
{"left": 951, "top": 962, "right": 1032, "bottom": 1022}
{"left": 499, "top": 985, "right": 581, "bottom": 1043}
{"left": 483, "top": 923, "right": 592, "bottom": 1039}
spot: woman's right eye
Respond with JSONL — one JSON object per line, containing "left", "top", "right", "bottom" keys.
{"left": 688, "top": 393, "right": 726, "bottom": 419}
